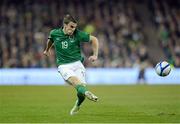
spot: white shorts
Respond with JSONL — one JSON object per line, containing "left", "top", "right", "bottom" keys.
{"left": 58, "top": 61, "right": 86, "bottom": 84}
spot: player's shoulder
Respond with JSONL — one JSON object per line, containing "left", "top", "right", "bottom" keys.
{"left": 75, "top": 29, "right": 89, "bottom": 35}
{"left": 76, "top": 29, "right": 85, "bottom": 33}
{"left": 50, "top": 28, "right": 61, "bottom": 34}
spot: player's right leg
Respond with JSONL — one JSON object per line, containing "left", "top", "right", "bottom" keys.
{"left": 58, "top": 62, "right": 98, "bottom": 115}
{"left": 68, "top": 76, "right": 98, "bottom": 115}
{"left": 69, "top": 91, "right": 98, "bottom": 115}
{"left": 72, "top": 61, "right": 98, "bottom": 102}
{"left": 67, "top": 76, "right": 98, "bottom": 102}
{"left": 67, "top": 76, "right": 98, "bottom": 115}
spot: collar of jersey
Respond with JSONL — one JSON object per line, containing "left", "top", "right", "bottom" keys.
{"left": 60, "top": 27, "right": 77, "bottom": 36}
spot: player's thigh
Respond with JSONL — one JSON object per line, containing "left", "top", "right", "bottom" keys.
{"left": 58, "top": 65, "right": 84, "bottom": 86}
{"left": 67, "top": 76, "right": 85, "bottom": 87}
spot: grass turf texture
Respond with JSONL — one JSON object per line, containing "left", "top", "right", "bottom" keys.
{"left": 0, "top": 85, "right": 179, "bottom": 123}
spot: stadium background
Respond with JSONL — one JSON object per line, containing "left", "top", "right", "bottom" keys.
{"left": 0, "top": 0, "right": 180, "bottom": 123}
{"left": 1, "top": 0, "right": 180, "bottom": 68}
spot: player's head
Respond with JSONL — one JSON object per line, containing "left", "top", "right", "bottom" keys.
{"left": 63, "top": 14, "right": 77, "bottom": 35}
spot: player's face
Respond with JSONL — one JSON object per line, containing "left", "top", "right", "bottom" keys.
{"left": 64, "top": 22, "right": 77, "bottom": 35}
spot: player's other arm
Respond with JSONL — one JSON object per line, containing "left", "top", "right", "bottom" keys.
{"left": 88, "top": 35, "right": 99, "bottom": 62}
{"left": 43, "top": 39, "right": 54, "bottom": 56}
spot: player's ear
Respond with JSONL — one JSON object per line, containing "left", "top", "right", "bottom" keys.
{"left": 63, "top": 23, "right": 68, "bottom": 29}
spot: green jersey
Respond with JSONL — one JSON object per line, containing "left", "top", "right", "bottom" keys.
{"left": 48, "top": 28, "right": 90, "bottom": 65}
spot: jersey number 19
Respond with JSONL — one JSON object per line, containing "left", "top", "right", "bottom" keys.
{"left": 61, "top": 41, "right": 68, "bottom": 49}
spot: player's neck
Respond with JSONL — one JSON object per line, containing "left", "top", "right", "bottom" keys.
{"left": 62, "top": 27, "right": 68, "bottom": 35}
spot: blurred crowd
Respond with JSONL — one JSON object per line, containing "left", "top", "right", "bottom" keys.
{"left": 0, "top": 0, "right": 179, "bottom": 68}
{"left": 151, "top": 0, "right": 180, "bottom": 67}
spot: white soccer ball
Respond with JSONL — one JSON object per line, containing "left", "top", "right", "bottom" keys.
{"left": 155, "top": 61, "right": 171, "bottom": 77}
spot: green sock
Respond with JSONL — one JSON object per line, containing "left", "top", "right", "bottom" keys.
{"left": 77, "top": 93, "right": 85, "bottom": 106}
{"left": 75, "top": 85, "right": 87, "bottom": 106}
{"left": 75, "top": 84, "right": 87, "bottom": 95}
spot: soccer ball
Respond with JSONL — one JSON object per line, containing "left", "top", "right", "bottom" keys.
{"left": 155, "top": 61, "right": 171, "bottom": 77}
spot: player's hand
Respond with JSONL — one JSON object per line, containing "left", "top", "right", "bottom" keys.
{"left": 43, "top": 50, "right": 51, "bottom": 56}
{"left": 88, "top": 55, "right": 98, "bottom": 62}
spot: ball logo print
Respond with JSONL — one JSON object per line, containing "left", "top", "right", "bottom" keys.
{"left": 155, "top": 61, "right": 171, "bottom": 77}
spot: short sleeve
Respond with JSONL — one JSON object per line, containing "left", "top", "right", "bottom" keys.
{"left": 48, "top": 30, "right": 55, "bottom": 42}
{"left": 78, "top": 30, "right": 90, "bottom": 42}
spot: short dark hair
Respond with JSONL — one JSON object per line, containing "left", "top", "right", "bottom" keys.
{"left": 63, "top": 14, "right": 77, "bottom": 24}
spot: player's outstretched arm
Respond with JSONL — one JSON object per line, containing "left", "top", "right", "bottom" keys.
{"left": 88, "top": 35, "right": 99, "bottom": 62}
{"left": 43, "top": 39, "right": 53, "bottom": 56}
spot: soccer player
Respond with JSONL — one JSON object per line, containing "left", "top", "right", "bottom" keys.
{"left": 43, "top": 14, "right": 99, "bottom": 115}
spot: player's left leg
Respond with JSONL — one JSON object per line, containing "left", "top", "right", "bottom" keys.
{"left": 67, "top": 77, "right": 86, "bottom": 115}
{"left": 69, "top": 87, "right": 85, "bottom": 115}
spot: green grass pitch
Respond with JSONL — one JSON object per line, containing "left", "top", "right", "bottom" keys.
{"left": 0, "top": 85, "right": 179, "bottom": 123}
